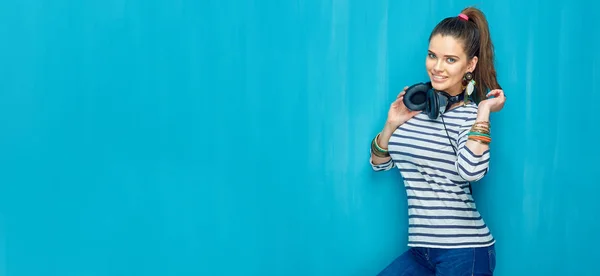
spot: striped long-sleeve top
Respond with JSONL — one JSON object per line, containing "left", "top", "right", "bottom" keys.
{"left": 370, "top": 102, "right": 495, "bottom": 249}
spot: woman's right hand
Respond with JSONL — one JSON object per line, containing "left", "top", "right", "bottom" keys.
{"left": 387, "top": 86, "right": 421, "bottom": 128}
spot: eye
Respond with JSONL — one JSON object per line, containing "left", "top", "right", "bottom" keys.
{"left": 447, "top": 57, "right": 456, "bottom": 63}
{"left": 428, "top": 53, "right": 436, "bottom": 59}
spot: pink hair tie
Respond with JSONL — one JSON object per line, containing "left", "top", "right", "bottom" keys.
{"left": 458, "top": 13, "right": 469, "bottom": 21}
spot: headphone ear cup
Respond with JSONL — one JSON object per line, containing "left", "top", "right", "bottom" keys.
{"left": 426, "top": 88, "right": 439, "bottom": 119}
{"left": 403, "top": 82, "right": 431, "bottom": 111}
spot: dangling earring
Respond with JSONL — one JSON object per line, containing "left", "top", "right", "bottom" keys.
{"left": 462, "top": 72, "right": 475, "bottom": 104}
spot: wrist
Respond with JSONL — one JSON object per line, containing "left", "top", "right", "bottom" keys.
{"left": 377, "top": 122, "right": 397, "bottom": 149}
{"left": 476, "top": 105, "right": 491, "bottom": 121}
{"left": 384, "top": 120, "right": 400, "bottom": 130}
{"left": 382, "top": 122, "right": 398, "bottom": 137}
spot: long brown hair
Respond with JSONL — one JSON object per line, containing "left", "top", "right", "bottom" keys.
{"left": 429, "top": 7, "right": 501, "bottom": 103}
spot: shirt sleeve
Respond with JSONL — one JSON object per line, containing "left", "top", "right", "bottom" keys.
{"left": 455, "top": 111, "right": 490, "bottom": 182}
{"left": 369, "top": 150, "right": 395, "bottom": 171}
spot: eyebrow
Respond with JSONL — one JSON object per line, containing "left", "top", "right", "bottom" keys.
{"left": 428, "top": 50, "right": 460, "bottom": 59}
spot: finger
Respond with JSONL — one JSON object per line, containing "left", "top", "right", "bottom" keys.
{"left": 497, "top": 91, "right": 506, "bottom": 101}
{"left": 396, "top": 96, "right": 404, "bottom": 107}
{"left": 397, "top": 86, "right": 409, "bottom": 98}
{"left": 486, "top": 89, "right": 503, "bottom": 98}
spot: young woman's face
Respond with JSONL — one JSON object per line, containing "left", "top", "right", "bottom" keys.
{"left": 426, "top": 34, "right": 477, "bottom": 95}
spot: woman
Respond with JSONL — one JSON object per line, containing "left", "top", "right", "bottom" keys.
{"left": 370, "top": 7, "right": 506, "bottom": 276}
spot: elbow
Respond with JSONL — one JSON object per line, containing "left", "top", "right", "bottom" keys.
{"left": 457, "top": 162, "right": 489, "bottom": 182}
{"left": 456, "top": 148, "right": 490, "bottom": 181}
{"left": 370, "top": 157, "right": 394, "bottom": 172}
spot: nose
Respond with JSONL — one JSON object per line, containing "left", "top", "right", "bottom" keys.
{"left": 433, "top": 59, "right": 444, "bottom": 72}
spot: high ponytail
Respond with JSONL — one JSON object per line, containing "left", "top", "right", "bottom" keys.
{"left": 429, "top": 7, "right": 501, "bottom": 103}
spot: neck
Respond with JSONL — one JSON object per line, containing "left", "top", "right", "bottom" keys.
{"left": 444, "top": 89, "right": 467, "bottom": 111}
{"left": 446, "top": 84, "right": 464, "bottom": 96}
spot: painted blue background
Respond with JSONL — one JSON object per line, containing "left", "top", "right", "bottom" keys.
{"left": 0, "top": 0, "right": 598, "bottom": 275}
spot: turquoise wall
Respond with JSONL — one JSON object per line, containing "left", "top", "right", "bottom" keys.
{"left": 0, "top": 0, "right": 598, "bottom": 275}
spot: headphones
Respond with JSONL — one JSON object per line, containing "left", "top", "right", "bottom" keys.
{"left": 402, "top": 82, "right": 465, "bottom": 119}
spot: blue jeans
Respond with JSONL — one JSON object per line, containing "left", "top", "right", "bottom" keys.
{"left": 376, "top": 244, "right": 496, "bottom": 275}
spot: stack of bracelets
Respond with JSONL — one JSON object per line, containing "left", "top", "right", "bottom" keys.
{"left": 468, "top": 121, "right": 491, "bottom": 144}
{"left": 371, "top": 133, "right": 390, "bottom": 158}
{"left": 371, "top": 121, "right": 490, "bottom": 159}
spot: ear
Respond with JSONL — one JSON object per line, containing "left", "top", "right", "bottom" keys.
{"left": 467, "top": 56, "right": 478, "bottom": 72}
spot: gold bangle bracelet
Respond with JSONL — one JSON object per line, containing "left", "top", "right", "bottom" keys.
{"left": 371, "top": 147, "right": 390, "bottom": 158}
{"left": 371, "top": 136, "right": 390, "bottom": 157}
{"left": 373, "top": 133, "right": 388, "bottom": 153}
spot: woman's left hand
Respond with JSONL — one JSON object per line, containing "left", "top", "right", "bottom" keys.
{"left": 480, "top": 89, "right": 506, "bottom": 112}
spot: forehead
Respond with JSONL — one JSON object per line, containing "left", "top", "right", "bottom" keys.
{"left": 428, "top": 34, "right": 466, "bottom": 56}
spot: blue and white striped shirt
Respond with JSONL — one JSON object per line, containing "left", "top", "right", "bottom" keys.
{"left": 370, "top": 102, "right": 495, "bottom": 249}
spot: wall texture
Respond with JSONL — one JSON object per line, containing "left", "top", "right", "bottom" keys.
{"left": 0, "top": 0, "right": 598, "bottom": 275}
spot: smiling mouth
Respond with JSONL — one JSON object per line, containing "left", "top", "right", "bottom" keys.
{"left": 431, "top": 75, "right": 448, "bottom": 82}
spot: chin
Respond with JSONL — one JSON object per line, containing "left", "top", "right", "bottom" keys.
{"left": 430, "top": 81, "right": 450, "bottom": 92}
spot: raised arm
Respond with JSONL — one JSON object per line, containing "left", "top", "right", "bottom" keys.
{"left": 370, "top": 87, "right": 420, "bottom": 171}
{"left": 455, "top": 89, "right": 506, "bottom": 181}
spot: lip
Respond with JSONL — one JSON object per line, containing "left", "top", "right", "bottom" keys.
{"left": 431, "top": 74, "right": 448, "bottom": 83}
